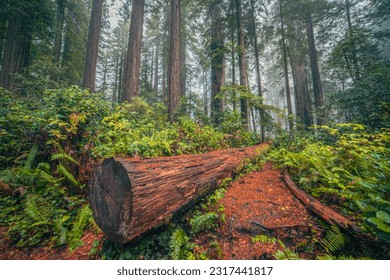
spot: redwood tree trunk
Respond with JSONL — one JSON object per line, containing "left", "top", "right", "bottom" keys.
{"left": 288, "top": 21, "right": 313, "bottom": 127}
{"left": 210, "top": 2, "right": 225, "bottom": 125}
{"left": 53, "top": 0, "right": 66, "bottom": 63}
{"left": 250, "top": 0, "right": 265, "bottom": 140}
{"left": 168, "top": 0, "right": 182, "bottom": 121}
{"left": 235, "top": 0, "right": 249, "bottom": 127}
{"left": 124, "top": 0, "right": 145, "bottom": 101}
{"left": 305, "top": 11, "right": 324, "bottom": 125}
{"left": 88, "top": 142, "right": 271, "bottom": 244}
{"left": 279, "top": 0, "right": 294, "bottom": 131}
{"left": 0, "top": 15, "right": 32, "bottom": 90}
{"left": 82, "top": 0, "right": 104, "bottom": 92}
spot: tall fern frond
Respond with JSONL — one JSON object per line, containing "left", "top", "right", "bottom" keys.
{"left": 25, "top": 194, "right": 49, "bottom": 222}
{"left": 170, "top": 228, "right": 189, "bottom": 260}
{"left": 68, "top": 205, "right": 92, "bottom": 252}
{"left": 51, "top": 153, "right": 79, "bottom": 166}
{"left": 190, "top": 212, "right": 218, "bottom": 234}
{"left": 57, "top": 163, "right": 79, "bottom": 186}
{"left": 25, "top": 143, "right": 38, "bottom": 169}
{"left": 320, "top": 225, "right": 348, "bottom": 253}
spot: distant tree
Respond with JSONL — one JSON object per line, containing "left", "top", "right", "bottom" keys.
{"left": 234, "top": 0, "right": 249, "bottom": 127}
{"left": 0, "top": 0, "right": 52, "bottom": 90}
{"left": 124, "top": 0, "right": 145, "bottom": 101}
{"left": 83, "top": 0, "right": 104, "bottom": 92}
{"left": 210, "top": 0, "right": 225, "bottom": 125}
{"left": 168, "top": 0, "right": 182, "bottom": 121}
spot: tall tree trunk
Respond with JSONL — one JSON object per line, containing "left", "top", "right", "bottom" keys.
{"left": 230, "top": 0, "right": 237, "bottom": 111}
{"left": 279, "top": 0, "right": 294, "bottom": 131}
{"left": 168, "top": 0, "right": 182, "bottom": 122}
{"left": 153, "top": 41, "right": 159, "bottom": 94}
{"left": 250, "top": 0, "right": 265, "bottom": 140}
{"left": 289, "top": 48, "right": 313, "bottom": 127}
{"left": 53, "top": 0, "right": 66, "bottom": 63}
{"left": 235, "top": 0, "right": 249, "bottom": 128}
{"left": 305, "top": 11, "right": 324, "bottom": 125}
{"left": 180, "top": 12, "right": 187, "bottom": 98}
{"left": 203, "top": 70, "right": 209, "bottom": 118}
{"left": 0, "top": 14, "right": 33, "bottom": 90}
{"left": 210, "top": 2, "right": 225, "bottom": 126}
{"left": 124, "top": 0, "right": 145, "bottom": 101}
{"left": 82, "top": 0, "right": 104, "bottom": 92}
{"left": 345, "top": 0, "right": 359, "bottom": 80}
{"left": 113, "top": 54, "right": 119, "bottom": 103}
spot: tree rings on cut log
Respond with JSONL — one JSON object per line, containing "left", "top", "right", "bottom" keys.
{"left": 88, "top": 158, "right": 133, "bottom": 244}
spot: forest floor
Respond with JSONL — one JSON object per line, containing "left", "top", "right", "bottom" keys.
{"left": 195, "top": 162, "right": 322, "bottom": 260}
{"left": 0, "top": 163, "right": 380, "bottom": 260}
{"left": 0, "top": 162, "right": 327, "bottom": 260}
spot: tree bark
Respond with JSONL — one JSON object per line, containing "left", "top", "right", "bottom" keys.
{"left": 124, "top": 0, "right": 145, "bottom": 101}
{"left": 305, "top": 11, "right": 324, "bottom": 125}
{"left": 288, "top": 21, "right": 313, "bottom": 127}
{"left": 88, "top": 142, "right": 272, "bottom": 244}
{"left": 82, "top": 0, "right": 104, "bottom": 92}
{"left": 235, "top": 0, "right": 249, "bottom": 128}
{"left": 283, "top": 172, "right": 360, "bottom": 233}
{"left": 0, "top": 12, "right": 32, "bottom": 91}
{"left": 279, "top": 0, "right": 294, "bottom": 131}
{"left": 210, "top": 2, "right": 225, "bottom": 126}
{"left": 168, "top": 0, "right": 182, "bottom": 121}
{"left": 250, "top": 0, "right": 265, "bottom": 140}
{"left": 53, "top": 0, "right": 66, "bottom": 63}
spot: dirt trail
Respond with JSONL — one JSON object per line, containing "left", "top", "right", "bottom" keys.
{"left": 199, "top": 162, "right": 321, "bottom": 259}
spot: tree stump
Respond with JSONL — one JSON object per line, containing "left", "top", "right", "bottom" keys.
{"left": 88, "top": 142, "right": 271, "bottom": 243}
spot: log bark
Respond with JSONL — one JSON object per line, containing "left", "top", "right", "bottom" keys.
{"left": 283, "top": 172, "right": 360, "bottom": 233}
{"left": 88, "top": 142, "right": 271, "bottom": 244}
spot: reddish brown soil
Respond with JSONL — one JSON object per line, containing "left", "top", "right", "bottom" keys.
{"left": 196, "top": 163, "right": 321, "bottom": 260}
{"left": 0, "top": 228, "right": 103, "bottom": 260}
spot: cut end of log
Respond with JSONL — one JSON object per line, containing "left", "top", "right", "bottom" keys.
{"left": 88, "top": 158, "right": 133, "bottom": 243}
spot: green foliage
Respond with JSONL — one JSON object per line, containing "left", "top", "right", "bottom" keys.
{"left": 92, "top": 99, "right": 249, "bottom": 158}
{"left": 68, "top": 205, "right": 93, "bottom": 252}
{"left": 190, "top": 212, "right": 218, "bottom": 234}
{"left": 320, "top": 225, "right": 348, "bottom": 253}
{"left": 269, "top": 123, "right": 390, "bottom": 243}
{"left": 326, "top": 28, "right": 390, "bottom": 129}
{"left": 100, "top": 226, "right": 173, "bottom": 260}
{"left": 170, "top": 228, "right": 195, "bottom": 260}
{"left": 251, "top": 234, "right": 278, "bottom": 244}
{"left": 273, "top": 240, "right": 302, "bottom": 260}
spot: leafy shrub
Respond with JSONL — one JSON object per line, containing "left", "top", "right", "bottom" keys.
{"left": 269, "top": 123, "right": 390, "bottom": 243}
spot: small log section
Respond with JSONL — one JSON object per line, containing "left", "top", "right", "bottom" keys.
{"left": 88, "top": 142, "right": 272, "bottom": 244}
{"left": 283, "top": 172, "right": 360, "bottom": 233}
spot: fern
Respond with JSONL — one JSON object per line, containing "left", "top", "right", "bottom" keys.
{"left": 320, "top": 225, "right": 348, "bottom": 253}
{"left": 251, "top": 234, "right": 277, "bottom": 244}
{"left": 273, "top": 248, "right": 302, "bottom": 260}
{"left": 51, "top": 153, "right": 79, "bottom": 166}
{"left": 25, "top": 143, "right": 38, "bottom": 169}
{"left": 53, "top": 216, "right": 69, "bottom": 247}
{"left": 170, "top": 228, "right": 193, "bottom": 260}
{"left": 190, "top": 212, "right": 218, "bottom": 234}
{"left": 57, "top": 163, "right": 79, "bottom": 187}
{"left": 68, "top": 205, "right": 92, "bottom": 252}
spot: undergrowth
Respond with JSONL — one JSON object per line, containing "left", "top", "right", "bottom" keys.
{"left": 269, "top": 123, "right": 390, "bottom": 246}
{"left": 0, "top": 86, "right": 258, "bottom": 256}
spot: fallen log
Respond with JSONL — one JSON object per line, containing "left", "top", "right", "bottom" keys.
{"left": 283, "top": 172, "right": 360, "bottom": 233}
{"left": 88, "top": 142, "right": 271, "bottom": 244}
